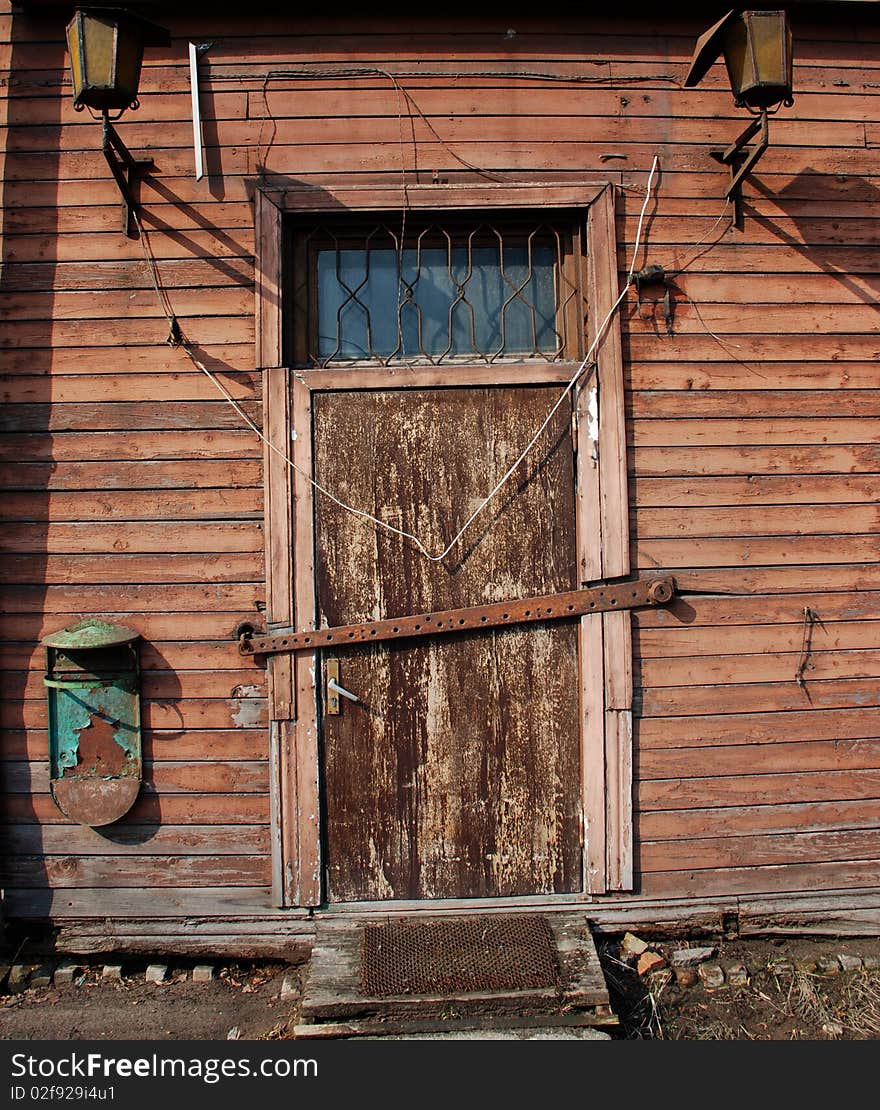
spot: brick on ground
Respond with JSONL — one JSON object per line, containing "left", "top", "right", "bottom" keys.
{"left": 725, "top": 963, "right": 749, "bottom": 987}
{"left": 145, "top": 964, "right": 168, "bottom": 984}
{"left": 670, "top": 946, "right": 716, "bottom": 967}
{"left": 53, "top": 963, "right": 83, "bottom": 985}
{"left": 698, "top": 963, "right": 725, "bottom": 989}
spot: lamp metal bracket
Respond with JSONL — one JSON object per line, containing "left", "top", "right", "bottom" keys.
{"left": 710, "top": 110, "right": 769, "bottom": 232}
{"left": 102, "top": 111, "right": 154, "bottom": 238}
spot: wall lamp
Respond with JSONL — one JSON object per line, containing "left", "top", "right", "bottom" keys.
{"left": 66, "top": 8, "right": 170, "bottom": 237}
{"left": 685, "top": 9, "right": 794, "bottom": 229}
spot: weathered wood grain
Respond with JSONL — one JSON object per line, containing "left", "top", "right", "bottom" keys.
{"left": 314, "top": 387, "right": 581, "bottom": 901}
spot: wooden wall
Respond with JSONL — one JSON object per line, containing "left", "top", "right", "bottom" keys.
{"left": 1, "top": 7, "right": 878, "bottom": 934}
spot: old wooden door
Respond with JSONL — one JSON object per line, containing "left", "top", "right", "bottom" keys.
{"left": 313, "top": 384, "right": 582, "bottom": 902}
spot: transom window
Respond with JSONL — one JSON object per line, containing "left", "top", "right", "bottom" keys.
{"left": 288, "top": 212, "right": 583, "bottom": 366}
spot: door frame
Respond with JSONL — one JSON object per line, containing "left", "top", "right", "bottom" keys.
{"left": 254, "top": 181, "right": 633, "bottom": 908}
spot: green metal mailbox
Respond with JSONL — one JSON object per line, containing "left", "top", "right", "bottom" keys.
{"left": 43, "top": 619, "right": 142, "bottom": 826}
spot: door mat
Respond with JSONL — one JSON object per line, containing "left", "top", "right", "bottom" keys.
{"left": 360, "top": 913, "right": 559, "bottom": 997}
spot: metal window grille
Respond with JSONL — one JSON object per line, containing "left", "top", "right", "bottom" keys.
{"left": 289, "top": 213, "right": 583, "bottom": 366}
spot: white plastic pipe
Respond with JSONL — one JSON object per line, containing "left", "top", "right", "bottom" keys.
{"left": 189, "top": 42, "right": 204, "bottom": 181}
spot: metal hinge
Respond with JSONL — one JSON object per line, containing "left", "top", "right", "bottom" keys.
{"left": 237, "top": 575, "right": 676, "bottom": 658}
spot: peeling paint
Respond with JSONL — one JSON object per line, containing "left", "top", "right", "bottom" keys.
{"left": 231, "top": 698, "right": 263, "bottom": 728}
{"left": 587, "top": 386, "right": 599, "bottom": 443}
{"left": 231, "top": 684, "right": 262, "bottom": 699}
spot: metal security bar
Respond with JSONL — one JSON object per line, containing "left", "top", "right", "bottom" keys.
{"left": 237, "top": 577, "right": 676, "bottom": 657}
{"left": 290, "top": 214, "right": 582, "bottom": 366}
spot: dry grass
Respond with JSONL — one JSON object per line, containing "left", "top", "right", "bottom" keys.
{"left": 785, "top": 970, "right": 839, "bottom": 1028}
{"left": 841, "top": 970, "right": 880, "bottom": 1038}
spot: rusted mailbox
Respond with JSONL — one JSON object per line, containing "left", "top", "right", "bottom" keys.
{"left": 43, "top": 619, "right": 142, "bottom": 826}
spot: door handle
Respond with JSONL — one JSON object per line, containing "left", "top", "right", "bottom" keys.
{"left": 325, "top": 659, "right": 358, "bottom": 716}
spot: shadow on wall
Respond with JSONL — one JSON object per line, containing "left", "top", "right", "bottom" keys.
{"left": 0, "top": 8, "right": 64, "bottom": 921}
{"left": 748, "top": 167, "right": 880, "bottom": 310}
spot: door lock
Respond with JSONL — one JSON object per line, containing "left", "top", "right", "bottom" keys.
{"left": 325, "top": 658, "right": 359, "bottom": 716}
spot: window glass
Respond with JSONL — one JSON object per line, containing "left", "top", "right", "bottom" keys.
{"left": 314, "top": 233, "right": 562, "bottom": 363}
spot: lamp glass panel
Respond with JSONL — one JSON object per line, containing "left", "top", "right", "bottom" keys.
{"left": 65, "top": 18, "right": 85, "bottom": 101}
{"left": 748, "top": 11, "right": 787, "bottom": 86}
{"left": 81, "top": 16, "right": 117, "bottom": 89}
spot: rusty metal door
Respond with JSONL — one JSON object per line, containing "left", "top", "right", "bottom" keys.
{"left": 312, "top": 384, "right": 582, "bottom": 902}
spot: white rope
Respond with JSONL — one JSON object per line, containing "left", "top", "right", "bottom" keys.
{"left": 196, "top": 155, "right": 660, "bottom": 561}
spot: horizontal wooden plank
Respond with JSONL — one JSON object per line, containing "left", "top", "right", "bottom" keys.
{"left": 639, "top": 768, "right": 880, "bottom": 811}
{"left": 636, "top": 535, "right": 878, "bottom": 568}
{"left": 634, "top": 505, "right": 880, "bottom": 538}
{"left": 0, "top": 258, "right": 254, "bottom": 292}
{"left": 1, "top": 372, "right": 260, "bottom": 405}
{"left": 635, "top": 620, "right": 880, "bottom": 659}
{"left": 1, "top": 489, "right": 262, "bottom": 521}
{"left": 640, "top": 677, "right": 880, "bottom": 716}
{"left": 0, "top": 612, "right": 255, "bottom": 643}
{"left": 664, "top": 565, "right": 880, "bottom": 594}
{"left": 0, "top": 403, "right": 262, "bottom": 435}
{"left": 1, "top": 553, "right": 263, "bottom": 585}
{"left": 0, "top": 460, "right": 263, "bottom": 492}
{"left": 0, "top": 760, "right": 270, "bottom": 795}
{"left": 2, "top": 316, "right": 251, "bottom": 349}
{"left": 0, "top": 343, "right": 254, "bottom": 376}
{"left": 630, "top": 418, "right": 880, "bottom": 448}
{"left": 625, "top": 333, "right": 880, "bottom": 363}
{"left": 626, "top": 301, "right": 880, "bottom": 336}
{"left": 0, "top": 521, "right": 263, "bottom": 555}
{"left": 4, "top": 204, "right": 255, "bottom": 239}
{"left": 640, "top": 858, "right": 880, "bottom": 899}
{"left": 4, "top": 115, "right": 866, "bottom": 155}
{"left": 666, "top": 273, "right": 880, "bottom": 307}
{"left": 3, "top": 824, "right": 270, "bottom": 856}
{"left": 629, "top": 390, "right": 880, "bottom": 420}
{"left": 636, "top": 707, "right": 880, "bottom": 749}
{"left": 1, "top": 583, "right": 264, "bottom": 614}
{"left": 630, "top": 362, "right": 880, "bottom": 391}
{"left": 641, "top": 828, "right": 880, "bottom": 872}
{"left": 5, "top": 138, "right": 879, "bottom": 186}
{"left": 635, "top": 591, "right": 880, "bottom": 628}
{"left": 640, "top": 738, "right": 880, "bottom": 780}
{"left": 638, "top": 648, "right": 880, "bottom": 687}
{"left": 0, "top": 285, "right": 253, "bottom": 320}
{"left": 630, "top": 444, "right": 880, "bottom": 476}
{"left": 1, "top": 854, "right": 270, "bottom": 888}
{"left": 639, "top": 798, "right": 880, "bottom": 841}
{"left": 0, "top": 430, "right": 260, "bottom": 463}
{"left": 631, "top": 475, "right": 880, "bottom": 507}
{"left": 1, "top": 886, "right": 276, "bottom": 918}
{"left": 1, "top": 792, "right": 270, "bottom": 825}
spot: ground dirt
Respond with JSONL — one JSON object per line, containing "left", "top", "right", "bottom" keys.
{"left": 0, "top": 959, "right": 300, "bottom": 1041}
{"left": 1, "top": 937, "right": 879, "bottom": 1041}
{"left": 597, "top": 934, "right": 880, "bottom": 1040}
